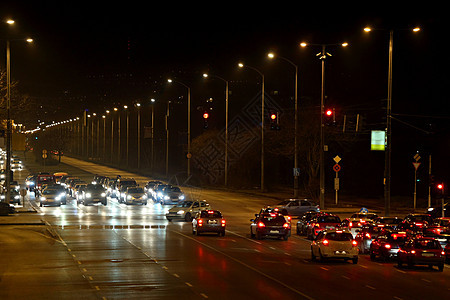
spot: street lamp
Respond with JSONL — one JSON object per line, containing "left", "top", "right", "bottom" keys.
{"left": 203, "top": 73, "right": 230, "bottom": 186}
{"left": 364, "top": 26, "right": 420, "bottom": 216}
{"left": 300, "top": 41, "right": 348, "bottom": 209}
{"left": 150, "top": 98, "right": 156, "bottom": 173}
{"left": 168, "top": 79, "right": 191, "bottom": 178}
{"left": 3, "top": 19, "right": 33, "bottom": 203}
{"left": 267, "top": 52, "right": 299, "bottom": 197}
{"left": 238, "top": 62, "right": 265, "bottom": 192}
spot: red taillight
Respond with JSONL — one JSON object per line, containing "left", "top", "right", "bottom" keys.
{"left": 221, "top": 219, "right": 226, "bottom": 227}
{"left": 352, "top": 240, "right": 357, "bottom": 247}
{"left": 411, "top": 250, "right": 416, "bottom": 254}
{"left": 322, "top": 239, "right": 329, "bottom": 246}
{"left": 286, "top": 216, "right": 291, "bottom": 222}
{"left": 349, "top": 222, "right": 353, "bottom": 227}
{"left": 258, "top": 222, "right": 265, "bottom": 228}
{"left": 441, "top": 251, "right": 445, "bottom": 255}
{"left": 283, "top": 223, "right": 290, "bottom": 229}
{"left": 384, "top": 244, "right": 391, "bottom": 249}
{"left": 415, "top": 223, "right": 423, "bottom": 227}
{"left": 198, "top": 219, "right": 203, "bottom": 227}
{"left": 207, "top": 210, "right": 214, "bottom": 214}
{"left": 365, "top": 233, "right": 371, "bottom": 239}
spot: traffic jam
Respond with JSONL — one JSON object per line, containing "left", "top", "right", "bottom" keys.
{"left": 10, "top": 170, "right": 450, "bottom": 272}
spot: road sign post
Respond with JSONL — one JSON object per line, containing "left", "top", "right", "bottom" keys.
{"left": 412, "top": 154, "right": 421, "bottom": 210}
{"left": 332, "top": 156, "right": 342, "bottom": 205}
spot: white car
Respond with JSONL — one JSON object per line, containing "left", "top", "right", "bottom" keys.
{"left": 166, "top": 200, "right": 210, "bottom": 222}
{"left": 40, "top": 188, "right": 63, "bottom": 207}
{"left": 311, "top": 229, "right": 359, "bottom": 264}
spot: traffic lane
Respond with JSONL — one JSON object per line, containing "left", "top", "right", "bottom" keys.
{"left": 117, "top": 227, "right": 314, "bottom": 300}
{"left": 0, "top": 225, "right": 98, "bottom": 300}
{"left": 166, "top": 222, "right": 450, "bottom": 299}
{"left": 57, "top": 228, "right": 201, "bottom": 299}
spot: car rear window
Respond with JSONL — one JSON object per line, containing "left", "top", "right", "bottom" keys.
{"left": 318, "top": 216, "right": 341, "bottom": 223}
{"left": 200, "top": 211, "right": 222, "bottom": 218}
{"left": 261, "top": 216, "right": 286, "bottom": 224}
{"left": 413, "top": 239, "right": 441, "bottom": 249}
{"left": 326, "top": 232, "right": 353, "bottom": 241}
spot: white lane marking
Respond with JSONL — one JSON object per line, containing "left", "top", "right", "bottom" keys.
{"left": 174, "top": 231, "right": 315, "bottom": 300}
{"left": 200, "top": 293, "right": 208, "bottom": 298}
{"left": 365, "top": 285, "right": 376, "bottom": 290}
{"left": 396, "top": 269, "right": 406, "bottom": 274}
{"left": 227, "top": 230, "right": 262, "bottom": 245}
{"left": 342, "top": 275, "right": 350, "bottom": 280}
{"left": 185, "top": 282, "right": 193, "bottom": 287}
{"left": 421, "top": 278, "right": 431, "bottom": 283}
{"left": 393, "top": 296, "right": 403, "bottom": 300}
{"left": 320, "top": 267, "right": 329, "bottom": 271}
{"left": 359, "top": 264, "right": 368, "bottom": 269}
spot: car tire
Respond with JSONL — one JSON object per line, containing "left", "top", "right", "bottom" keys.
{"left": 221, "top": 231, "right": 225, "bottom": 237}
{"left": 438, "top": 264, "right": 444, "bottom": 272}
{"left": 256, "top": 232, "right": 262, "bottom": 240}
{"left": 369, "top": 250, "right": 376, "bottom": 261}
{"left": 102, "top": 201, "right": 107, "bottom": 206}
{"left": 196, "top": 230, "right": 201, "bottom": 236}
{"left": 311, "top": 249, "right": 316, "bottom": 261}
{"left": 352, "top": 257, "right": 358, "bottom": 264}
{"left": 250, "top": 228, "right": 255, "bottom": 239}
{"left": 40, "top": 202, "right": 43, "bottom": 207}
{"left": 397, "top": 260, "right": 403, "bottom": 268}
{"left": 319, "top": 250, "right": 325, "bottom": 262}
{"left": 283, "top": 234, "right": 288, "bottom": 241}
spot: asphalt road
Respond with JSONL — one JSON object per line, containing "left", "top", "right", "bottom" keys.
{"left": 0, "top": 154, "right": 449, "bottom": 299}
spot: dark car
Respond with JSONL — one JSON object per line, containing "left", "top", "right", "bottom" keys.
{"left": 402, "top": 213, "right": 434, "bottom": 229}
{"left": 369, "top": 230, "right": 408, "bottom": 261}
{"left": 373, "top": 217, "right": 402, "bottom": 230}
{"left": 0, "top": 202, "right": 15, "bottom": 215}
{"left": 192, "top": 210, "right": 226, "bottom": 236}
{"left": 397, "top": 237, "right": 445, "bottom": 271}
{"left": 80, "top": 184, "right": 107, "bottom": 206}
{"left": 306, "top": 214, "right": 341, "bottom": 240}
{"left": 296, "top": 211, "right": 320, "bottom": 235}
{"left": 144, "top": 180, "right": 163, "bottom": 196}
{"left": 25, "top": 174, "right": 37, "bottom": 191}
{"left": 250, "top": 213, "right": 291, "bottom": 241}
{"left": 152, "top": 184, "right": 169, "bottom": 203}
{"left": 123, "top": 187, "right": 148, "bottom": 205}
{"left": 160, "top": 185, "right": 185, "bottom": 205}
{"left": 426, "top": 203, "right": 449, "bottom": 218}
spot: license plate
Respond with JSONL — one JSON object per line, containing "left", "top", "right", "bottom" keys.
{"left": 270, "top": 230, "right": 279, "bottom": 234}
{"left": 422, "top": 253, "right": 434, "bottom": 257}
{"left": 208, "top": 220, "right": 217, "bottom": 224}
{"left": 335, "top": 251, "right": 347, "bottom": 254}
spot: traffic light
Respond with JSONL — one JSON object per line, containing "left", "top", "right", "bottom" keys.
{"left": 324, "top": 108, "right": 335, "bottom": 126}
{"left": 269, "top": 112, "right": 280, "bottom": 130}
{"left": 202, "top": 111, "right": 209, "bottom": 129}
{"left": 437, "top": 183, "right": 444, "bottom": 190}
{"left": 429, "top": 175, "right": 435, "bottom": 186}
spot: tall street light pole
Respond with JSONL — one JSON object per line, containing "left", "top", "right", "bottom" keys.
{"left": 202, "top": 73, "right": 229, "bottom": 186}
{"left": 267, "top": 52, "right": 299, "bottom": 197}
{"left": 150, "top": 98, "right": 156, "bottom": 173}
{"left": 168, "top": 79, "right": 191, "bottom": 178}
{"left": 364, "top": 26, "right": 420, "bottom": 216}
{"left": 238, "top": 63, "right": 265, "bottom": 192}
{"left": 300, "top": 42, "right": 348, "bottom": 209}
{"left": 136, "top": 103, "right": 141, "bottom": 169}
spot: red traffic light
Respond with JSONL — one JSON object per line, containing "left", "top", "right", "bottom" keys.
{"left": 437, "top": 183, "right": 444, "bottom": 190}
{"left": 325, "top": 109, "right": 333, "bottom": 116}
{"left": 203, "top": 112, "right": 209, "bottom": 119}
{"left": 270, "top": 113, "right": 277, "bottom": 120}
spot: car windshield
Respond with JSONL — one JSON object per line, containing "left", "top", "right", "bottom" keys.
{"left": 261, "top": 215, "right": 286, "bottom": 225}
{"left": 167, "top": 187, "right": 181, "bottom": 192}
{"left": 410, "top": 215, "right": 432, "bottom": 223}
{"left": 120, "top": 181, "right": 136, "bottom": 186}
{"left": 318, "top": 216, "right": 341, "bottom": 223}
{"left": 177, "top": 201, "right": 193, "bottom": 208}
{"left": 377, "top": 218, "right": 401, "bottom": 224}
{"left": 413, "top": 239, "right": 441, "bottom": 249}
{"left": 325, "top": 232, "right": 353, "bottom": 241}
{"left": 128, "top": 187, "right": 144, "bottom": 193}
{"left": 86, "top": 185, "right": 105, "bottom": 192}
{"left": 351, "top": 213, "right": 377, "bottom": 219}
{"left": 200, "top": 211, "right": 222, "bottom": 218}
{"left": 386, "top": 233, "right": 408, "bottom": 243}
{"left": 43, "top": 189, "right": 58, "bottom": 195}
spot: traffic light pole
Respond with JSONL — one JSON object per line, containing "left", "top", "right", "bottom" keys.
{"left": 5, "top": 40, "right": 11, "bottom": 204}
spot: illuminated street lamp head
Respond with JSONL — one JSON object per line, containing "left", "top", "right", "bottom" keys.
{"left": 342, "top": 42, "right": 349, "bottom": 47}
{"left": 238, "top": 63, "right": 244, "bottom": 68}
{"left": 413, "top": 27, "right": 421, "bottom": 32}
{"left": 202, "top": 73, "right": 208, "bottom": 78}
{"left": 267, "top": 52, "right": 275, "bottom": 59}
{"left": 364, "top": 27, "right": 372, "bottom": 33}
{"left": 123, "top": 105, "right": 128, "bottom": 109}
{"left": 113, "top": 107, "right": 118, "bottom": 111}
{"left": 136, "top": 103, "right": 141, "bottom": 107}
{"left": 167, "top": 79, "right": 173, "bottom": 83}
{"left": 300, "top": 42, "right": 308, "bottom": 47}
{"left": 151, "top": 98, "right": 156, "bottom": 103}
{"left": 26, "top": 38, "right": 33, "bottom": 43}
{"left": 6, "top": 19, "right": 15, "bottom": 25}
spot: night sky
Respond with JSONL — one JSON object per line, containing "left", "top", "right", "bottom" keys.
{"left": 1, "top": 3, "right": 449, "bottom": 196}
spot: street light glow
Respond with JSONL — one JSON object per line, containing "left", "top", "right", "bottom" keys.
{"left": 267, "top": 52, "right": 275, "bottom": 59}
{"left": 238, "top": 63, "right": 244, "bottom": 68}
{"left": 300, "top": 42, "right": 307, "bottom": 47}
{"left": 6, "top": 19, "right": 15, "bottom": 25}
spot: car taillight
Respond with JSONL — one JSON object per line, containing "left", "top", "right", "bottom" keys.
{"left": 286, "top": 216, "right": 291, "bottom": 222}
{"left": 365, "top": 233, "right": 371, "bottom": 239}
{"left": 198, "top": 219, "right": 203, "bottom": 227}
{"left": 415, "top": 223, "right": 423, "bottom": 227}
{"left": 258, "top": 222, "right": 265, "bottom": 228}
{"left": 322, "top": 239, "right": 329, "bottom": 246}
{"left": 221, "top": 219, "right": 226, "bottom": 227}
{"left": 352, "top": 240, "right": 357, "bottom": 247}
{"left": 283, "top": 223, "right": 290, "bottom": 229}
{"left": 410, "top": 250, "right": 416, "bottom": 254}
{"left": 384, "top": 244, "right": 391, "bottom": 249}
{"left": 441, "top": 251, "right": 445, "bottom": 255}
{"left": 349, "top": 222, "right": 353, "bottom": 227}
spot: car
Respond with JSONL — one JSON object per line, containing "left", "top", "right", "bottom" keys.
{"left": 118, "top": 184, "right": 137, "bottom": 203}
{"left": 306, "top": 213, "right": 341, "bottom": 240}
{"left": 160, "top": 185, "right": 185, "bottom": 205}
{"left": 39, "top": 188, "right": 63, "bottom": 207}
{"left": 350, "top": 212, "right": 378, "bottom": 224}
{"left": 0, "top": 201, "right": 15, "bottom": 215}
{"left": 166, "top": 200, "right": 210, "bottom": 222}
{"left": 445, "top": 243, "right": 450, "bottom": 263}
{"left": 296, "top": 211, "right": 320, "bottom": 235}
{"left": 273, "top": 198, "right": 320, "bottom": 216}
{"left": 123, "top": 186, "right": 148, "bottom": 205}
{"left": 0, "top": 189, "right": 21, "bottom": 205}
{"left": 152, "top": 183, "right": 169, "bottom": 203}
{"left": 36, "top": 174, "right": 56, "bottom": 194}
{"left": 144, "top": 180, "right": 163, "bottom": 196}
{"left": 402, "top": 213, "right": 434, "bottom": 229}
{"left": 73, "top": 183, "right": 88, "bottom": 200}
{"left": 373, "top": 216, "right": 402, "bottom": 230}
{"left": 25, "top": 174, "right": 37, "bottom": 191}
{"left": 354, "top": 224, "right": 384, "bottom": 254}
{"left": 80, "top": 184, "right": 107, "bottom": 206}
{"left": 53, "top": 172, "right": 69, "bottom": 184}
{"left": 340, "top": 218, "right": 368, "bottom": 238}
{"left": 192, "top": 210, "right": 226, "bottom": 236}
{"left": 397, "top": 237, "right": 445, "bottom": 271}
{"left": 369, "top": 230, "right": 408, "bottom": 261}
{"left": 426, "top": 203, "right": 449, "bottom": 218}
{"left": 42, "top": 184, "right": 67, "bottom": 205}
{"left": 395, "top": 222, "right": 424, "bottom": 236}
{"left": 250, "top": 213, "right": 291, "bottom": 241}
{"left": 115, "top": 178, "right": 137, "bottom": 198}
{"left": 310, "top": 229, "right": 359, "bottom": 264}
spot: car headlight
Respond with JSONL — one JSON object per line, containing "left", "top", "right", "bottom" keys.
{"left": 127, "top": 195, "right": 132, "bottom": 200}
{"left": 101, "top": 192, "right": 106, "bottom": 197}
{"left": 86, "top": 193, "right": 92, "bottom": 198}
{"left": 59, "top": 193, "right": 65, "bottom": 198}
{"left": 157, "top": 192, "right": 163, "bottom": 198}
{"left": 179, "top": 195, "right": 185, "bottom": 200}
{"left": 177, "top": 210, "right": 185, "bottom": 215}
{"left": 0, "top": 195, "right": 5, "bottom": 199}
{"left": 55, "top": 196, "right": 61, "bottom": 201}
{"left": 164, "top": 195, "right": 170, "bottom": 200}
{"left": 40, "top": 196, "right": 46, "bottom": 201}
{"left": 14, "top": 195, "right": 20, "bottom": 199}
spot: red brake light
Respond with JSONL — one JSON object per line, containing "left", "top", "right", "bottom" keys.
{"left": 352, "top": 240, "right": 357, "bottom": 247}
{"left": 384, "top": 244, "right": 391, "bottom": 249}
{"left": 207, "top": 210, "right": 214, "bottom": 214}
{"left": 258, "top": 222, "right": 265, "bottom": 228}
{"left": 365, "top": 233, "right": 371, "bottom": 239}
{"left": 322, "top": 239, "right": 329, "bottom": 246}
{"left": 221, "top": 219, "right": 226, "bottom": 226}
{"left": 349, "top": 222, "right": 353, "bottom": 227}
{"left": 411, "top": 250, "right": 416, "bottom": 254}
{"left": 286, "top": 216, "right": 291, "bottom": 221}
{"left": 442, "top": 251, "right": 445, "bottom": 255}
{"left": 415, "top": 223, "right": 423, "bottom": 227}
{"left": 198, "top": 219, "right": 203, "bottom": 226}
{"left": 283, "top": 223, "right": 290, "bottom": 228}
